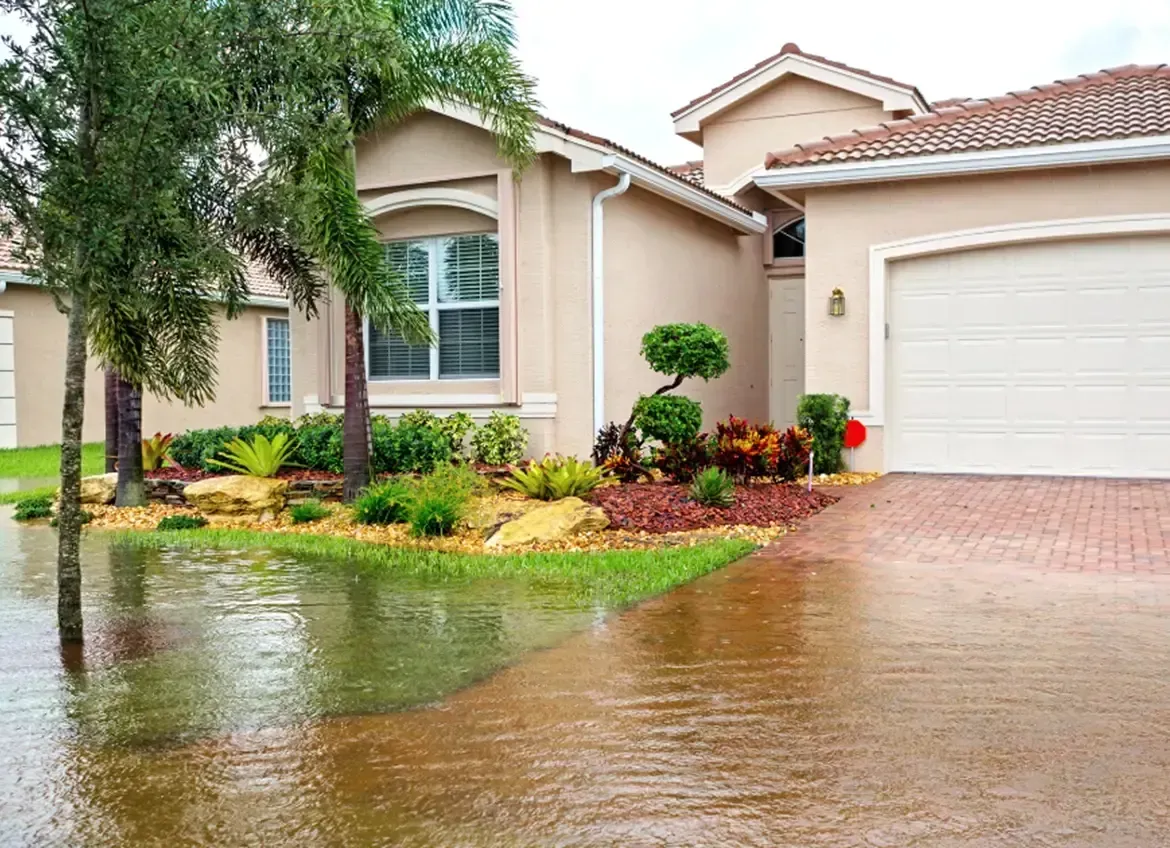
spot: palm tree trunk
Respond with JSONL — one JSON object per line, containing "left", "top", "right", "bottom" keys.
{"left": 104, "top": 368, "right": 120, "bottom": 473}
{"left": 58, "top": 289, "right": 89, "bottom": 643}
{"left": 115, "top": 375, "right": 145, "bottom": 506}
{"left": 342, "top": 301, "right": 371, "bottom": 501}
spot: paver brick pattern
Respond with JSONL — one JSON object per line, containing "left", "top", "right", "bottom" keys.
{"left": 768, "top": 474, "right": 1170, "bottom": 573}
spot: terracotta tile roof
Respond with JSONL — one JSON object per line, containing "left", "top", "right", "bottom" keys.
{"left": 536, "top": 117, "right": 754, "bottom": 216}
{"left": 672, "top": 42, "right": 925, "bottom": 118}
{"left": 766, "top": 64, "right": 1170, "bottom": 169}
{"left": 667, "top": 160, "right": 705, "bottom": 187}
{"left": 0, "top": 231, "right": 285, "bottom": 300}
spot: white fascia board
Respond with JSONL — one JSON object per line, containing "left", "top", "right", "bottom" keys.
{"left": 247, "top": 295, "right": 289, "bottom": 309}
{"left": 423, "top": 99, "right": 765, "bottom": 234}
{"left": 673, "top": 53, "right": 926, "bottom": 136}
{"left": 3, "top": 271, "right": 288, "bottom": 309}
{"left": 756, "top": 134, "right": 1170, "bottom": 191}
{"left": 597, "top": 155, "right": 766, "bottom": 234}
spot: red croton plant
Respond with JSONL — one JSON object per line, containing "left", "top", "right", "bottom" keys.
{"left": 710, "top": 416, "right": 812, "bottom": 484}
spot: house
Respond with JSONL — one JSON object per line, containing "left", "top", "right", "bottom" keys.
{"left": 0, "top": 247, "right": 292, "bottom": 448}
{"left": 290, "top": 44, "right": 1170, "bottom": 479}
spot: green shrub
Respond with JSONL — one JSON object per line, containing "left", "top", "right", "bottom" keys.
{"left": 398, "top": 409, "right": 438, "bottom": 430}
{"left": 208, "top": 432, "right": 299, "bottom": 477}
{"left": 653, "top": 434, "right": 712, "bottom": 483}
{"left": 353, "top": 478, "right": 415, "bottom": 525}
{"left": 294, "top": 423, "right": 344, "bottom": 473}
{"left": 797, "top": 394, "right": 850, "bottom": 474}
{"left": 633, "top": 394, "right": 703, "bottom": 445}
{"left": 157, "top": 514, "right": 208, "bottom": 531}
{"left": 689, "top": 467, "right": 735, "bottom": 508}
{"left": 471, "top": 412, "right": 528, "bottom": 465}
{"left": 294, "top": 411, "right": 342, "bottom": 429}
{"left": 170, "top": 426, "right": 238, "bottom": 470}
{"left": 14, "top": 494, "right": 53, "bottom": 520}
{"left": 379, "top": 422, "right": 452, "bottom": 474}
{"left": 640, "top": 323, "right": 730, "bottom": 383}
{"left": 289, "top": 499, "right": 330, "bottom": 524}
{"left": 499, "top": 455, "right": 607, "bottom": 501}
{"left": 436, "top": 412, "right": 475, "bottom": 457}
{"left": 50, "top": 510, "right": 92, "bottom": 528}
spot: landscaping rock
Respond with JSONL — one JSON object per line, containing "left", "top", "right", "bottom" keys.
{"left": 78, "top": 473, "right": 118, "bottom": 505}
{"left": 485, "top": 497, "right": 609, "bottom": 548}
{"left": 183, "top": 475, "right": 288, "bottom": 522}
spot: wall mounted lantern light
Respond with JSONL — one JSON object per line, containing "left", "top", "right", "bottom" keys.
{"left": 829, "top": 288, "right": 846, "bottom": 317}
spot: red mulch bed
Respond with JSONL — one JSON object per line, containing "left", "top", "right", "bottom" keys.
{"left": 146, "top": 468, "right": 343, "bottom": 483}
{"left": 590, "top": 482, "right": 839, "bottom": 534}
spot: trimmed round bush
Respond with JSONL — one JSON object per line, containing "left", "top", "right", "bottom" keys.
{"left": 634, "top": 394, "right": 703, "bottom": 445}
{"left": 640, "top": 323, "right": 730, "bottom": 382}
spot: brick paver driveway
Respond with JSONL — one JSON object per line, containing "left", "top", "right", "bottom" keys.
{"left": 770, "top": 473, "right": 1170, "bottom": 572}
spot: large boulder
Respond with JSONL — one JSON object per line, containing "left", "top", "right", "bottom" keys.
{"left": 76, "top": 473, "right": 118, "bottom": 505}
{"left": 183, "top": 475, "right": 288, "bottom": 522}
{"left": 485, "top": 497, "right": 609, "bottom": 548}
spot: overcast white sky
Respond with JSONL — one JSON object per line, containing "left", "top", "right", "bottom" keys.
{"left": 511, "top": 0, "right": 1170, "bottom": 165}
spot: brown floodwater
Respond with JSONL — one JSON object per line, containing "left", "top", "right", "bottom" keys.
{"left": 2, "top": 519, "right": 1169, "bottom": 846}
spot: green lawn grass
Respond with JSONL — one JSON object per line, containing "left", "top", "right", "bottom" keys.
{"left": 112, "top": 530, "right": 757, "bottom": 607}
{"left": 0, "top": 443, "right": 105, "bottom": 504}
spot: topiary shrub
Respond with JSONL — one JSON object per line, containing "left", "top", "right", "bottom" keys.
{"left": 633, "top": 394, "right": 702, "bottom": 445}
{"left": 157, "top": 514, "right": 208, "bottom": 531}
{"left": 14, "top": 494, "right": 53, "bottom": 521}
{"left": 611, "top": 322, "right": 731, "bottom": 480}
{"left": 471, "top": 412, "right": 528, "bottom": 465}
{"left": 797, "top": 394, "right": 850, "bottom": 474}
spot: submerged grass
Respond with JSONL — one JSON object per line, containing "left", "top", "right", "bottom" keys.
{"left": 112, "top": 529, "right": 756, "bottom": 607}
{"left": 0, "top": 484, "right": 56, "bottom": 505}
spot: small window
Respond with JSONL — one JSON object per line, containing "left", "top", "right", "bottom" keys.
{"left": 773, "top": 216, "right": 806, "bottom": 260}
{"left": 265, "top": 317, "right": 291, "bottom": 404}
{"left": 369, "top": 233, "right": 501, "bottom": 381}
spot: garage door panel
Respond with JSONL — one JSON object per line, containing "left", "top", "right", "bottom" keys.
{"left": 888, "top": 235, "right": 1170, "bottom": 478}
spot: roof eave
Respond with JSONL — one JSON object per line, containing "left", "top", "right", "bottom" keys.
{"left": 672, "top": 52, "right": 928, "bottom": 139}
{"left": 755, "top": 134, "right": 1170, "bottom": 192}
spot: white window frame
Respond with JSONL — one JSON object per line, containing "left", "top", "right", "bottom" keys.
{"left": 366, "top": 232, "right": 501, "bottom": 383}
{"left": 262, "top": 315, "right": 292, "bottom": 407}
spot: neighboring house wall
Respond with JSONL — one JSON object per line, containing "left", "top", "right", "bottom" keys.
{"left": 0, "top": 284, "right": 287, "bottom": 446}
{"left": 802, "top": 159, "right": 1170, "bottom": 469}
{"left": 602, "top": 181, "right": 767, "bottom": 434}
{"left": 701, "top": 76, "right": 891, "bottom": 187}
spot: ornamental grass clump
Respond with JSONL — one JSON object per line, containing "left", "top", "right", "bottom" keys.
{"left": 353, "top": 478, "right": 415, "bottom": 526}
{"left": 689, "top": 467, "right": 735, "bottom": 508}
{"left": 156, "top": 515, "right": 208, "bottom": 531}
{"left": 289, "top": 499, "right": 331, "bottom": 524}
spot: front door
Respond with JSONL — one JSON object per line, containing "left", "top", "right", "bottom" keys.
{"left": 769, "top": 275, "right": 805, "bottom": 427}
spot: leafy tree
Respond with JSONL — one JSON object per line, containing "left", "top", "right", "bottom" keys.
{"left": 0, "top": 0, "right": 317, "bottom": 640}
{"left": 260, "top": 0, "right": 538, "bottom": 501}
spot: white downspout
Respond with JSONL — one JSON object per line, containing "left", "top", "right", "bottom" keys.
{"left": 591, "top": 169, "right": 631, "bottom": 436}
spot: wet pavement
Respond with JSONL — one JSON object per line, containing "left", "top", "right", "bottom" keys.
{"left": 2, "top": 476, "right": 1169, "bottom": 846}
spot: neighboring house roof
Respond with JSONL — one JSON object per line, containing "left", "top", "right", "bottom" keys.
{"left": 0, "top": 233, "right": 286, "bottom": 303}
{"left": 765, "top": 64, "right": 1170, "bottom": 169}
{"left": 672, "top": 42, "right": 927, "bottom": 119}
{"left": 668, "top": 160, "right": 705, "bottom": 187}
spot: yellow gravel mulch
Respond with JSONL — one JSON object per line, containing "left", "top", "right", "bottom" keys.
{"left": 812, "top": 471, "right": 883, "bottom": 486}
{"left": 86, "top": 495, "right": 792, "bottom": 555}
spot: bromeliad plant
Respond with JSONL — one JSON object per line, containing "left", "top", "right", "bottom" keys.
{"left": 208, "top": 433, "right": 299, "bottom": 478}
{"left": 689, "top": 467, "right": 735, "bottom": 508}
{"left": 141, "top": 432, "right": 176, "bottom": 471}
{"left": 500, "top": 455, "right": 608, "bottom": 501}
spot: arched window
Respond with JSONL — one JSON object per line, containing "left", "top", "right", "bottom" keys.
{"left": 773, "top": 216, "right": 805, "bottom": 260}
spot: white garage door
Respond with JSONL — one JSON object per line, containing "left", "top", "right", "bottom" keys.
{"left": 887, "top": 235, "right": 1170, "bottom": 478}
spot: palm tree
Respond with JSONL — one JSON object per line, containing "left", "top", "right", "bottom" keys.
{"left": 268, "top": 0, "right": 538, "bottom": 500}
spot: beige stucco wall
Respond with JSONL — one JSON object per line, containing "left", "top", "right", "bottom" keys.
{"left": 602, "top": 181, "right": 768, "bottom": 439}
{"left": 803, "top": 160, "right": 1170, "bottom": 470}
{"left": 701, "top": 76, "right": 891, "bottom": 187}
{"left": 297, "top": 110, "right": 767, "bottom": 459}
{"left": 0, "top": 284, "right": 287, "bottom": 447}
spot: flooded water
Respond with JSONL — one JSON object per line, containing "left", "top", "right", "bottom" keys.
{"left": 2, "top": 519, "right": 1169, "bottom": 846}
